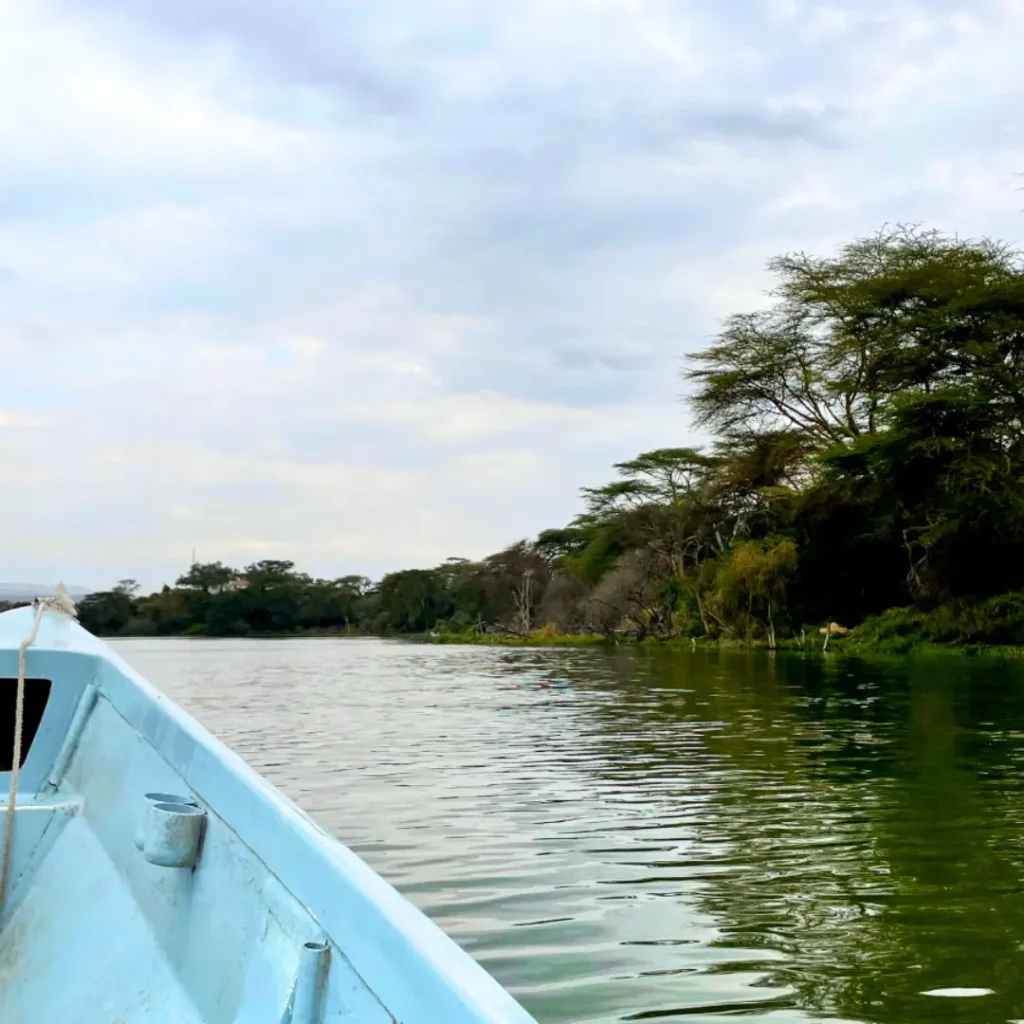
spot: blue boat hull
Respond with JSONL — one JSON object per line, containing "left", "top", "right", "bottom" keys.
{"left": 0, "top": 607, "right": 538, "bottom": 1023}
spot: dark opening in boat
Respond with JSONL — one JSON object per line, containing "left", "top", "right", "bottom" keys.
{"left": 0, "top": 679, "right": 52, "bottom": 770}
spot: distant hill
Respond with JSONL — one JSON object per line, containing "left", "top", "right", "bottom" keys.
{"left": 0, "top": 583, "right": 94, "bottom": 603}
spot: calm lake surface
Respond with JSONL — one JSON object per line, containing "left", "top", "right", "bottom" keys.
{"left": 111, "top": 639, "right": 1024, "bottom": 1024}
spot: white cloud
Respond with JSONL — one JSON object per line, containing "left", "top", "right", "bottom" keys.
{"left": 0, "top": 5, "right": 320, "bottom": 182}
{"left": 2, "top": 0, "right": 1024, "bottom": 588}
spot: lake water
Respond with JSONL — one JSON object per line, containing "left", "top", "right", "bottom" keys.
{"left": 110, "top": 638, "right": 1024, "bottom": 1024}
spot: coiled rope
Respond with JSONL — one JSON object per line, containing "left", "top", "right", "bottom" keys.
{"left": 0, "top": 586, "right": 78, "bottom": 912}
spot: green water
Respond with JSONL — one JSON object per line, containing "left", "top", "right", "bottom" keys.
{"left": 114, "top": 640, "right": 1024, "bottom": 1023}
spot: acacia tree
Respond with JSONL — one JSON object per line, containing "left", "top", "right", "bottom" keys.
{"left": 685, "top": 226, "right": 1024, "bottom": 448}
{"left": 575, "top": 449, "right": 724, "bottom": 633}
{"left": 582, "top": 450, "right": 720, "bottom": 570}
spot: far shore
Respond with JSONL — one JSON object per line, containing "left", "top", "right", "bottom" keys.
{"left": 95, "top": 626, "right": 1024, "bottom": 659}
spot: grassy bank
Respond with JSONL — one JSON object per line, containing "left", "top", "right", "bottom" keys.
{"left": 94, "top": 592, "right": 1024, "bottom": 657}
{"left": 423, "top": 622, "right": 1024, "bottom": 657}
{"left": 426, "top": 628, "right": 613, "bottom": 647}
{"left": 96, "top": 625, "right": 1024, "bottom": 656}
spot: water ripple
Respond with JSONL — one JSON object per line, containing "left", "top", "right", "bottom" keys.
{"left": 113, "top": 639, "right": 1024, "bottom": 1024}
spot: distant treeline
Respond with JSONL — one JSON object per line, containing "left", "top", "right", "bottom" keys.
{"left": 76, "top": 227, "right": 1024, "bottom": 648}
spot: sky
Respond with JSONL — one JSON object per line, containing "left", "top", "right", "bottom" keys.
{"left": 2, "top": 0, "right": 1023, "bottom": 591}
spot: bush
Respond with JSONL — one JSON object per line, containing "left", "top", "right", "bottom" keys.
{"left": 853, "top": 591, "right": 1024, "bottom": 649}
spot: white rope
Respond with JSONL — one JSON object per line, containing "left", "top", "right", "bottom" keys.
{"left": 0, "top": 585, "right": 77, "bottom": 912}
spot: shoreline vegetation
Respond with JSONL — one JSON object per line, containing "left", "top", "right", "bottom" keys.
{"left": 42, "top": 227, "right": 1024, "bottom": 657}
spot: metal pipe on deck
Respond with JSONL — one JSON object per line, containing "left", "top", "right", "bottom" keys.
{"left": 291, "top": 941, "right": 330, "bottom": 1024}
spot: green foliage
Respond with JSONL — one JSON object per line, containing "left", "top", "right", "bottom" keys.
{"left": 852, "top": 593, "right": 1024, "bottom": 651}
{"left": 176, "top": 561, "right": 234, "bottom": 593}
{"left": 77, "top": 546, "right": 551, "bottom": 639}
{"left": 77, "top": 587, "right": 138, "bottom": 635}
{"left": 372, "top": 569, "right": 452, "bottom": 633}
{"left": 80, "top": 562, "right": 371, "bottom": 637}
{"left": 708, "top": 538, "right": 798, "bottom": 645}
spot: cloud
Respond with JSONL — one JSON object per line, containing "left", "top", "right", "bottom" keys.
{"left": 2, "top": 0, "right": 1024, "bottom": 588}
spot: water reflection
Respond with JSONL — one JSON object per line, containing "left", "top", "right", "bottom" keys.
{"left": 113, "top": 640, "right": 1024, "bottom": 1024}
